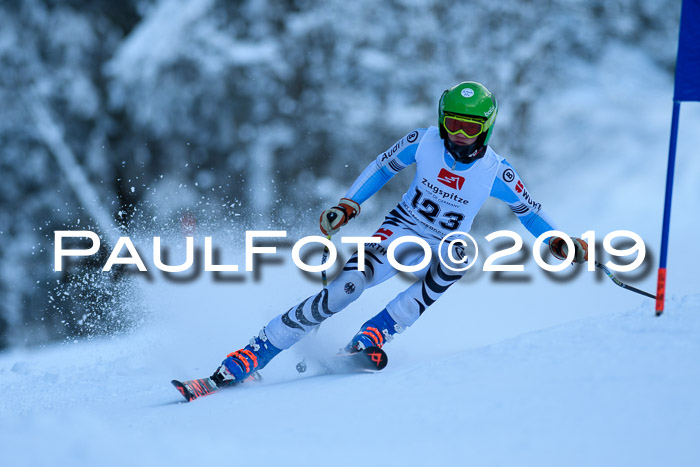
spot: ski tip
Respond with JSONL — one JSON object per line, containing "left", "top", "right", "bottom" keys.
{"left": 171, "top": 379, "right": 195, "bottom": 402}
{"left": 362, "top": 346, "right": 388, "bottom": 371}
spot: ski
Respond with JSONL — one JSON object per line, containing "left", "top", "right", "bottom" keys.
{"left": 342, "top": 346, "right": 388, "bottom": 372}
{"left": 171, "top": 372, "right": 262, "bottom": 403}
{"left": 301, "top": 346, "right": 388, "bottom": 375}
{"left": 173, "top": 348, "right": 386, "bottom": 402}
{"left": 171, "top": 377, "right": 221, "bottom": 402}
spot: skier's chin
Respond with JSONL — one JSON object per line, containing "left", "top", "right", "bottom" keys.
{"left": 448, "top": 135, "right": 475, "bottom": 146}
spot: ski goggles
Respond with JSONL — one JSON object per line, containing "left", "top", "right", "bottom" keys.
{"left": 442, "top": 114, "right": 486, "bottom": 138}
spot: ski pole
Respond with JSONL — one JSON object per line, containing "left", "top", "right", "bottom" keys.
{"left": 320, "top": 211, "right": 337, "bottom": 287}
{"left": 595, "top": 261, "right": 657, "bottom": 300}
{"left": 321, "top": 233, "right": 333, "bottom": 287}
{"left": 296, "top": 229, "right": 334, "bottom": 373}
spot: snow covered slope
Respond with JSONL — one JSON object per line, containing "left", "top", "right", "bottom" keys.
{"left": 1, "top": 294, "right": 698, "bottom": 466}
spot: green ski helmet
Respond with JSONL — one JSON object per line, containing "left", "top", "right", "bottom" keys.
{"left": 438, "top": 81, "right": 498, "bottom": 162}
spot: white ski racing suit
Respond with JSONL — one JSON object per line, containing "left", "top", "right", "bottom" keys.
{"left": 265, "top": 126, "right": 556, "bottom": 349}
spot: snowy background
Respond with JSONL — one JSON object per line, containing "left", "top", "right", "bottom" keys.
{"left": 1, "top": 0, "right": 699, "bottom": 465}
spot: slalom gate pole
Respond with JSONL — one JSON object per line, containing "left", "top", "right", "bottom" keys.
{"left": 595, "top": 261, "right": 657, "bottom": 300}
{"left": 656, "top": 100, "right": 681, "bottom": 316}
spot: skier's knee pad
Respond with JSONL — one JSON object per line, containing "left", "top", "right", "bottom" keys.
{"left": 326, "top": 269, "right": 366, "bottom": 311}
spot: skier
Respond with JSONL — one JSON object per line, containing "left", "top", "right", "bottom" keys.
{"left": 211, "top": 81, "right": 588, "bottom": 386}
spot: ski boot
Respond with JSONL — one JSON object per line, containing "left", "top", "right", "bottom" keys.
{"left": 345, "top": 308, "right": 403, "bottom": 353}
{"left": 211, "top": 328, "right": 282, "bottom": 387}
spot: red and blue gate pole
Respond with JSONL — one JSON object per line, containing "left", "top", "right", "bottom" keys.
{"left": 656, "top": 0, "right": 700, "bottom": 315}
{"left": 656, "top": 100, "right": 681, "bottom": 316}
